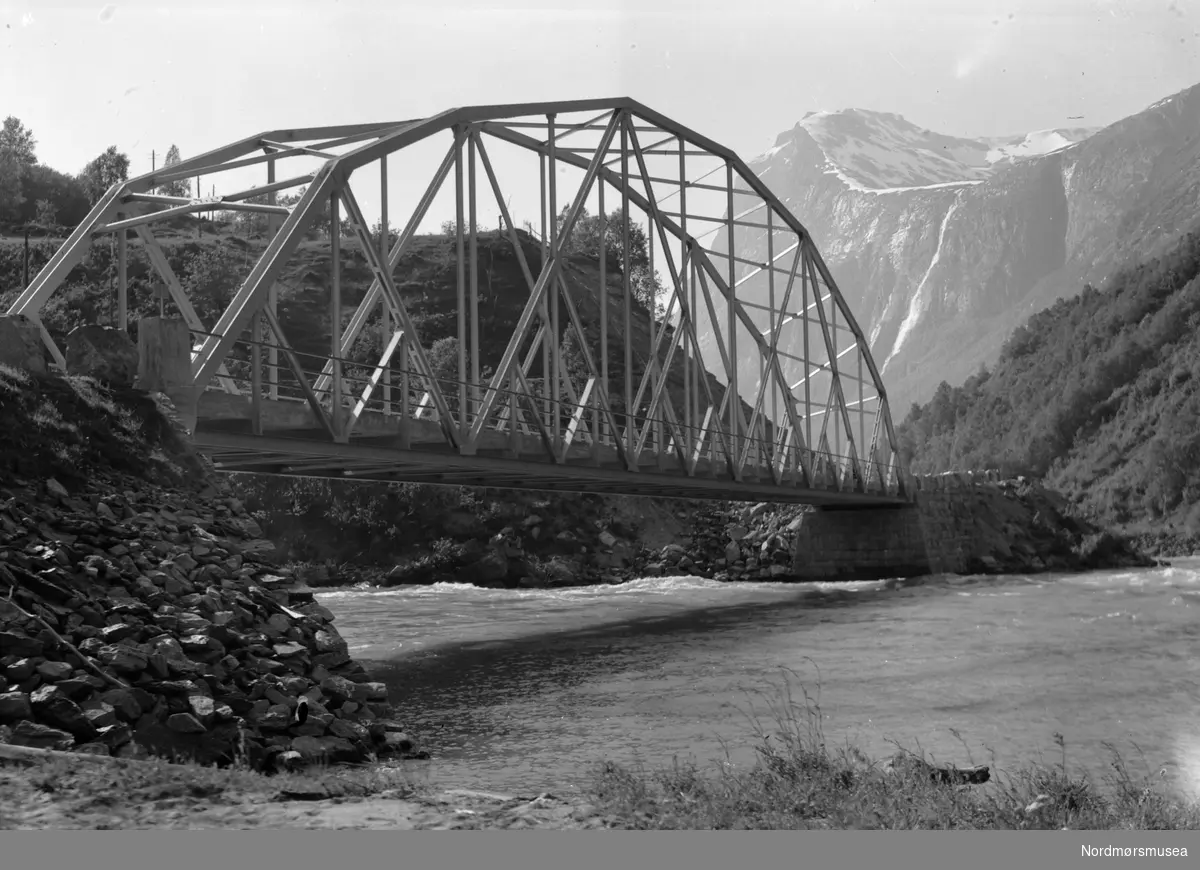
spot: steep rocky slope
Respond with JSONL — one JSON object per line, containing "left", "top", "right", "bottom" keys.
{"left": 734, "top": 83, "right": 1200, "bottom": 409}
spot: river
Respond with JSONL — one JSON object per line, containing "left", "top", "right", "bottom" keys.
{"left": 320, "top": 559, "right": 1200, "bottom": 802}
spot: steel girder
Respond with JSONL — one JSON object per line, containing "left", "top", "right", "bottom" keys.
{"left": 5, "top": 98, "right": 910, "bottom": 504}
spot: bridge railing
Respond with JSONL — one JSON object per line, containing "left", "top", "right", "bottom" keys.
{"left": 907, "top": 469, "right": 1007, "bottom": 492}
{"left": 193, "top": 329, "right": 905, "bottom": 497}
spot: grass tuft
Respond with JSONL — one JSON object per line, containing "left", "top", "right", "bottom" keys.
{"left": 587, "top": 669, "right": 1200, "bottom": 830}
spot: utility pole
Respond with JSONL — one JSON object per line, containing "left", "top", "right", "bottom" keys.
{"left": 151, "top": 150, "right": 156, "bottom": 172}
{"left": 23, "top": 227, "right": 30, "bottom": 289}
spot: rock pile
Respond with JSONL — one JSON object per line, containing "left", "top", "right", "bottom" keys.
{"left": 0, "top": 473, "right": 423, "bottom": 771}
{"left": 641, "top": 501, "right": 809, "bottom": 581}
{"left": 375, "top": 507, "right": 643, "bottom": 590}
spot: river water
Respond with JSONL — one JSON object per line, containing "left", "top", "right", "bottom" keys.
{"left": 321, "top": 559, "right": 1200, "bottom": 802}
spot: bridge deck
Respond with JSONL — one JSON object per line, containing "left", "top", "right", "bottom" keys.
{"left": 194, "top": 392, "right": 907, "bottom": 506}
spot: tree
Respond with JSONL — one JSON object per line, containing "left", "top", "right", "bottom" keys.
{"left": 0, "top": 116, "right": 36, "bottom": 224}
{"left": 556, "top": 205, "right": 650, "bottom": 275}
{"left": 158, "top": 144, "right": 190, "bottom": 198}
{"left": 427, "top": 336, "right": 463, "bottom": 386}
{"left": 370, "top": 219, "right": 398, "bottom": 251}
{"left": 0, "top": 151, "right": 23, "bottom": 223}
{"left": 18, "top": 164, "right": 91, "bottom": 227}
{"left": 0, "top": 116, "right": 37, "bottom": 165}
{"left": 34, "top": 198, "right": 58, "bottom": 230}
{"left": 80, "top": 146, "right": 130, "bottom": 203}
{"left": 554, "top": 204, "right": 666, "bottom": 316}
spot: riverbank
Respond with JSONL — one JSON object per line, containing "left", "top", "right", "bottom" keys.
{"left": 3, "top": 685, "right": 1197, "bottom": 830}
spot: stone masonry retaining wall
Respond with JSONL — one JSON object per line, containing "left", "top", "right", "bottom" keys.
{"left": 787, "top": 473, "right": 1137, "bottom": 581}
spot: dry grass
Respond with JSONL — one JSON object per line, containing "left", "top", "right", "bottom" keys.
{"left": 0, "top": 365, "right": 208, "bottom": 490}
{"left": 586, "top": 669, "right": 1200, "bottom": 830}
{"left": 0, "top": 752, "right": 426, "bottom": 830}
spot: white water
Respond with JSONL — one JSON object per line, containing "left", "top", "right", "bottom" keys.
{"left": 323, "top": 561, "right": 1200, "bottom": 801}
{"left": 882, "top": 192, "right": 961, "bottom": 373}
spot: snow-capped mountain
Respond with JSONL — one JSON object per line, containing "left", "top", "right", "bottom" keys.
{"left": 761, "top": 108, "right": 1096, "bottom": 193}
{"left": 714, "top": 84, "right": 1200, "bottom": 411}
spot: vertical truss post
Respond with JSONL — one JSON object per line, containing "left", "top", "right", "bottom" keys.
{"left": 266, "top": 152, "right": 279, "bottom": 400}
{"left": 330, "top": 187, "right": 345, "bottom": 442}
{"left": 380, "top": 154, "right": 391, "bottom": 415}
{"left": 468, "top": 131, "right": 480, "bottom": 422}
{"left": 251, "top": 311, "right": 263, "bottom": 435}
{"left": 116, "top": 221, "right": 127, "bottom": 331}
{"left": 508, "top": 368, "right": 520, "bottom": 456}
{"left": 591, "top": 174, "right": 604, "bottom": 462}
{"left": 547, "top": 112, "right": 561, "bottom": 452}
{"left": 832, "top": 275, "right": 841, "bottom": 471}
{"left": 398, "top": 331, "right": 410, "bottom": 448}
{"left": 725, "top": 162, "right": 739, "bottom": 475}
{"left": 539, "top": 151, "right": 549, "bottom": 429}
{"left": 802, "top": 251, "right": 812, "bottom": 453}
{"left": 767, "top": 210, "right": 777, "bottom": 449}
{"left": 859, "top": 351, "right": 865, "bottom": 471}
{"left": 598, "top": 178, "right": 607, "bottom": 448}
{"left": 454, "top": 125, "right": 468, "bottom": 431}
{"left": 648, "top": 188, "right": 664, "bottom": 468}
{"left": 679, "top": 136, "right": 691, "bottom": 455}
{"left": 621, "top": 115, "right": 634, "bottom": 467}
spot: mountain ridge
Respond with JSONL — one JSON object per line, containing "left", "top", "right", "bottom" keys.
{"left": 735, "top": 81, "right": 1200, "bottom": 410}
{"left": 757, "top": 107, "right": 1098, "bottom": 192}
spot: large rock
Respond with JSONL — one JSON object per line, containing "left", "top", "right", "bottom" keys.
{"left": 30, "top": 685, "right": 98, "bottom": 740}
{"left": 96, "top": 644, "right": 148, "bottom": 675}
{"left": 64, "top": 325, "right": 139, "bottom": 387}
{"left": 456, "top": 551, "right": 510, "bottom": 587}
{"left": 99, "top": 687, "right": 144, "bottom": 722}
{"left": 0, "top": 691, "right": 33, "bottom": 724}
{"left": 8, "top": 720, "right": 75, "bottom": 750}
{"left": 0, "top": 632, "right": 44, "bottom": 658}
{"left": 0, "top": 315, "right": 47, "bottom": 374}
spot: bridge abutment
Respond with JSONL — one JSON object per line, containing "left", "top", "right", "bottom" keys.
{"left": 137, "top": 316, "right": 201, "bottom": 432}
{"left": 789, "top": 491, "right": 992, "bottom": 581}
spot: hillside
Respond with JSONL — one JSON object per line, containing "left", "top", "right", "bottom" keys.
{"left": 895, "top": 227, "right": 1200, "bottom": 553}
{"left": 725, "top": 82, "right": 1200, "bottom": 410}
{"left": 2, "top": 221, "right": 755, "bottom": 439}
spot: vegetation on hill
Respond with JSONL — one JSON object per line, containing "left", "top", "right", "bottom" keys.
{"left": 896, "top": 227, "right": 1200, "bottom": 549}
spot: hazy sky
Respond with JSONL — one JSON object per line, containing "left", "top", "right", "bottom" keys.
{"left": 2, "top": 0, "right": 1198, "bottom": 228}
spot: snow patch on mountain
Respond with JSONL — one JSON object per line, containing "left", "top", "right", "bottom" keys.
{"left": 755, "top": 109, "right": 1098, "bottom": 193}
{"left": 983, "top": 128, "right": 1095, "bottom": 164}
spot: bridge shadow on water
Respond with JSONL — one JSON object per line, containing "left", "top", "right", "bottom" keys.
{"left": 359, "top": 581, "right": 935, "bottom": 720}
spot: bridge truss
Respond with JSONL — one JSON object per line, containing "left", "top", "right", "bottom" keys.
{"left": 6, "top": 98, "right": 909, "bottom": 505}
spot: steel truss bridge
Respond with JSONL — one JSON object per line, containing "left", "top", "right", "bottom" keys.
{"left": 7, "top": 98, "right": 911, "bottom": 506}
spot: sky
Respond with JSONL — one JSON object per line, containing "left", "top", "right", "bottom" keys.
{"left": 2, "top": 0, "right": 1199, "bottom": 232}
